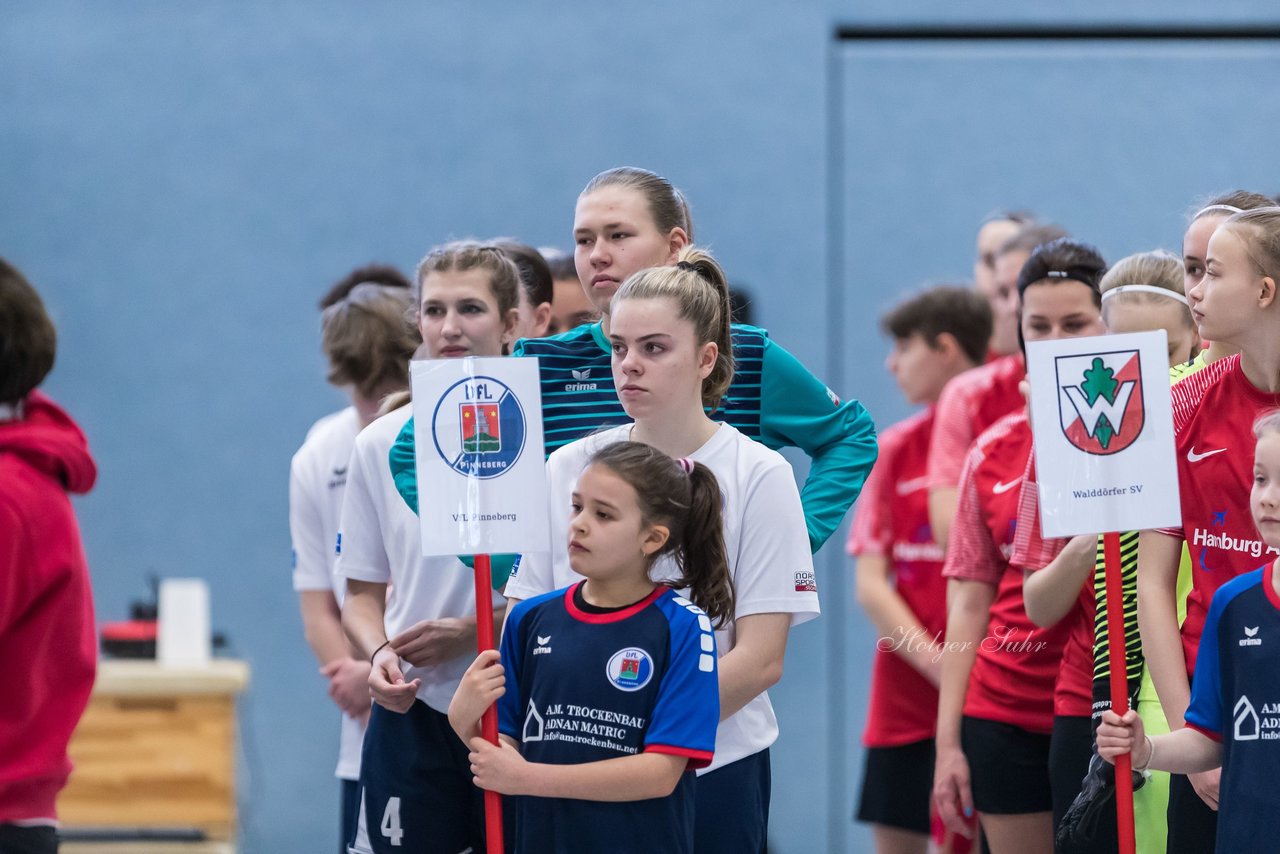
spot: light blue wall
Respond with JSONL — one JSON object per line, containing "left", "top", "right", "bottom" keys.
{"left": 5, "top": 4, "right": 1278, "bottom": 852}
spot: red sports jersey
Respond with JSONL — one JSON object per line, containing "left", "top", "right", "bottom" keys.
{"left": 1012, "top": 458, "right": 1093, "bottom": 718}
{"left": 943, "top": 411, "right": 1073, "bottom": 734}
{"left": 1158, "top": 355, "right": 1280, "bottom": 672}
{"left": 927, "top": 354, "right": 1026, "bottom": 489}
{"left": 848, "top": 408, "right": 947, "bottom": 747}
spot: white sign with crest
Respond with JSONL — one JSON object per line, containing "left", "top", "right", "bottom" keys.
{"left": 1025, "top": 330, "right": 1181, "bottom": 538}
{"left": 411, "top": 357, "right": 550, "bottom": 556}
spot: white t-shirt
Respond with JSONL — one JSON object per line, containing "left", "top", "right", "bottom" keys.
{"left": 289, "top": 406, "right": 366, "bottom": 780}
{"left": 504, "top": 422, "right": 819, "bottom": 772}
{"left": 337, "top": 405, "right": 505, "bottom": 714}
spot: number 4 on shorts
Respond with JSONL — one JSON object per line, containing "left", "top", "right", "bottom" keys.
{"left": 348, "top": 789, "right": 405, "bottom": 853}
{"left": 381, "top": 797, "right": 404, "bottom": 846}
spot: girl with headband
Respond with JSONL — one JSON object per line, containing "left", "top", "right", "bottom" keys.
{"left": 932, "top": 238, "right": 1107, "bottom": 854}
{"left": 505, "top": 246, "right": 818, "bottom": 853}
{"left": 1014, "top": 250, "right": 1198, "bottom": 852}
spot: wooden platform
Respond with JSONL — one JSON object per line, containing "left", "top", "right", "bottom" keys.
{"left": 59, "top": 660, "right": 250, "bottom": 846}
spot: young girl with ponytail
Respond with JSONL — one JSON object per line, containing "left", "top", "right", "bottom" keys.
{"left": 449, "top": 441, "right": 729, "bottom": 853}
{"left": 504, "top": 246, "right": 819, "bottom": 852}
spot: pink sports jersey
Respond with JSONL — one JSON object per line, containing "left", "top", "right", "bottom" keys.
{"left": 943, "top": 411, "right": 1073, "bottom": 734}
{"left": 1158, "top": 355, "right": 1280, "bottom": 673}
{"left": 848, "top": 408, "right": 947, "bottom": 747}
{"left": 1012, "top": 457, "right": 1092, "bottom": 719}
{"left": 927, "top": 354, "right": 1026, "bottom": 489}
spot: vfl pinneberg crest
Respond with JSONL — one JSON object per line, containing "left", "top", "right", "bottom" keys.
{"left": 606, "top": 647, "right": 654, "bottom": 692}
{"left": 431, "top": 376, "right": 528, "bottom": 479}
{"left": 1055, "top": 349, "right": 1144, "bottom": 455}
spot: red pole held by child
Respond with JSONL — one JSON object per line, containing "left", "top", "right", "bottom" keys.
{"left": 473, "top": 553, "right": 504, "bottom": 854}
{"left": 1102, "top": 531, "right": 1136, "bottom": 854}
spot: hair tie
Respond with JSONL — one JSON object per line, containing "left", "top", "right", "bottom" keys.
{"left": 675, "top": 261, "right": 696, "bottom": 273}
{"left": 1194, "top": 203, "right": 1243, "bottom": 219}
{"left": 676, "top": 457, "right": 694, "bottom": 474}
{"left": 1017, "top": 263, "right": 1103, "bottom": 292}
{"left": 1102, "top": 284, "right": 1189, "bottom": 307}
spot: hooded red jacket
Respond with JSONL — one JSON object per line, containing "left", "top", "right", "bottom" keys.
{"left": 0, "top": 391, "right": 97, "bottom": 822}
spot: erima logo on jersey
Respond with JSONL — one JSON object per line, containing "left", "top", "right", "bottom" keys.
{"left": 565, "top": 367, "right": 598, "bottom": 392}
{"left": 1241, "top": 626, "right": 1263, "bottom": 647}
{"left": 533, "top": 635, "right": 552, "bottom": 656}
{"left": 328, "top": 465, "right": 347, "bottom": 489}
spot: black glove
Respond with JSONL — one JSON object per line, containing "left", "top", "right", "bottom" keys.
{"left": 1055, "top": 751, "right": 1146, "bottom": 853}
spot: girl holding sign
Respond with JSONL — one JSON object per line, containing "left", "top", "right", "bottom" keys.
{"left": 505, "top": 247, "right": 819, "bottom": 853}
{"left": 339, "top": 242, "right": 519, "bottom": 854}
{"left": 448, "top": 441, "right": 728, "bottom": 853}
{"left": 1013, "top": 251, "right": 1198, "bottom": 852}
{"left": 932, "top": 238, "right": 1106, "bottom": 854}
{"left": 1041, "top": 195, "right": 1275, "bottom": 854}
{"left": 388, "top": 167, "right": 877, "bottom": 555}
{"left": 1098, "top": 409, "right": 1280, "bottom": 854}
{"left": 1138, "top": 206, "right": 1280, "bottom": 854}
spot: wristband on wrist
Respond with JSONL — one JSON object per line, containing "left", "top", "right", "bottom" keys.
{"left": 1134, "top": 735, "right": 1153, "bottom": 773}
{"left": 370, "top": 640, "right": 391, "bottom": 666}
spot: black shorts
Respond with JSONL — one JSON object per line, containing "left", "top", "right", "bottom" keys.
{"left": 961, "top": 715, "right": 1052, "bottom": 815}
{"left": 348, "top": 701, "right": 494, "bottom": 854}
{"left": 0, "top": 825, "right": 56, "bottom": 854}
{"left": 855, "top": 739, "right": 934, "bottom": 834}
{"left": 695, "top": 749, "right": 771, "bottom": 854}
{"left": 1166, "top": 771, "right": 1218, "bottom": 854}
{"left": 1049, "top": 715, "right": 1094, "bottom": 832}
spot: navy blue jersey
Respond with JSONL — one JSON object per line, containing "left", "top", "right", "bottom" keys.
{"left": 497, "top": 583, "right": 718, "bottom": 854}
{"left": 389, "top": 320, "right": 878, "bottom": 552}
{"left": 1185, "top": 561, "right": 1280, "bottom": 852}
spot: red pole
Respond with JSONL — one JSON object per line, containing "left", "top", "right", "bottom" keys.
{"left": 1102, "top": 531, "right": 1136, "bottom": 854}
{"left": 473, "top": 553, "right": 504, "bottom": 854}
